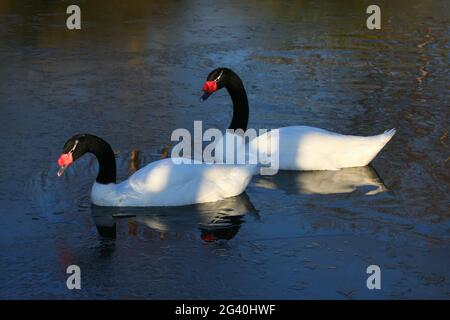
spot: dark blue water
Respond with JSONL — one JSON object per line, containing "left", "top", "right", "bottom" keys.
{"left": 0, "top": 0, "right": 449, "bottom": 299}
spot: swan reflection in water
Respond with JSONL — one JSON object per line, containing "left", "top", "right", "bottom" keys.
{"left": 90, "top": 193, "right": 258, "bottom": 242}
{"left": 254, "top": 166, "right": 388, "bottom": 195}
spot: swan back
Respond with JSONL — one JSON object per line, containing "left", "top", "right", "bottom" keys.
{"left": 91, "top": 158, "right": 255, "bottom": 207}
{"left": 250, "top": 126, "right": 396, "bottom": 171}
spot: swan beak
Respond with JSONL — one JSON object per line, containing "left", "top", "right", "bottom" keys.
{"left": 57, "top": 165, "right": 68, "bottom": 177}
{"left": 57, "top": 152, "right": 74, "bottom": 177}
{"left": 200, "top": 92, "right": 211, "bottom": 102}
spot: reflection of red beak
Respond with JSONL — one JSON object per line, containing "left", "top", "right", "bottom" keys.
{"left": 201, "top": 233, "right": 217, "bottom": 242}
{"left": 57, "top": 153, "right": 73, "bottom": 176}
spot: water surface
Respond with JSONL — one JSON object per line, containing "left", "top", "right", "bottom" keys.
{"left": 0, "top": 0, "right": 449, "bottom": 299}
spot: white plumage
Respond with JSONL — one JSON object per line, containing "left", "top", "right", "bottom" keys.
{"left": 249, "top": 126, "right": 396, "bottom": 171}
{"left": 91, "top": 158, "right": 256, "bottom": 207}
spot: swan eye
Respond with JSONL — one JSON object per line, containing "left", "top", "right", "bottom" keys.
{"left": 69, "top": 140, "right": 79, "bottom": 153}
{"left": 62, "top": 139, "right": 80, "bottom": 153}
{"left": 213, "top": 70, "right": 223, "bottom": 82}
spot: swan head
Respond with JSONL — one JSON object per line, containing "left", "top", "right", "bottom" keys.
{"left": 200, "top": 67, "right": 230, "bottom": 101}
{"left": 57, "top": 134, "right": 89, "bottom": 176}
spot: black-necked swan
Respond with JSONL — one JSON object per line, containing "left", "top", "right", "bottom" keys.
{"left": 56, "top": 134, "right": 255, "bottom": 207}
{"left": 200, "top": 68, "right": 396, "bottom": 171}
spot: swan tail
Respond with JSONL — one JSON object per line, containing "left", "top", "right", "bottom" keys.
{"left": 382, "top": 128, "right": 397, "bottom": 143}
{"left": 363, "top": 128, "right": 396, "bottom": 165}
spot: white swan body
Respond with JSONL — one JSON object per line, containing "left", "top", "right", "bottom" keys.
{"left": 91, "top": 157, "right": 256, "bottom": 207}
{"left": 249, "top": 126, "right": 396, "bottom": 171}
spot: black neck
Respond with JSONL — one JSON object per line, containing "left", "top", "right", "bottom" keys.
{"left": 225, "top": 72, "right": 249, "bottom": 131}
{"left": 86, "top": 135, "right": 116, "bottom": 184}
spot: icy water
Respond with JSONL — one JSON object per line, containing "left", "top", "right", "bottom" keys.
{"left": 0, "top": 0, "right": 449, "bottom": 299}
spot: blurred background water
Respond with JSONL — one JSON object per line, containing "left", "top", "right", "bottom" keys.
{"left": 0, "top": 0, "right": 448, "bottom": 299}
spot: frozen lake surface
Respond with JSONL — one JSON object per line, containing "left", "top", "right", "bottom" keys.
{"left": 0, "top": 0, "right": 448, "bottom": 299}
